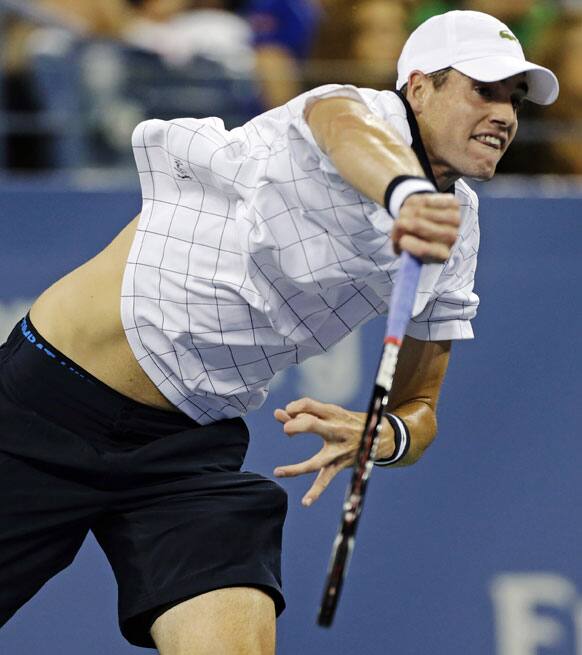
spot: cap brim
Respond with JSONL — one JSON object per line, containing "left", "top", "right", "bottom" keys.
{"left": 453, "top": 56, "right": 559, "bottom": 105}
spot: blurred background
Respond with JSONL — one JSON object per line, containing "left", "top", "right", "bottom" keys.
{"left": 1, "top": 1, "right": 581, "bottom": 654}
{"left": 1, "top": 0, "right": 582, "bottom": 177}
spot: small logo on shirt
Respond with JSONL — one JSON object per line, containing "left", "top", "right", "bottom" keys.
{"left": 499, "top": 30, "right": 517, "bottom": 42}
{"left": 174, "top": 159, "right": 192, "bottom": 180}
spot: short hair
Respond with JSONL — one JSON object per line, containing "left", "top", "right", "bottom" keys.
{"left": 400, "top": 67, "right": 452, "bottom": 97}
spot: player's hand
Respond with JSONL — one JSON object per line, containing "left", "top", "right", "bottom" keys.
{"left": 392, "top": 193, "right": 461, "bottom": 263}
{"left": 273, "top": 397, "right": 367, "bottom": 507}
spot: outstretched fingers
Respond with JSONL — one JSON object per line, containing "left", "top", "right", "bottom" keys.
{"left": 282, "top": 397, "right": 338, "bottom": 420}
{"left": 301, "top": 465, "right": 343, "bottom": 506}
{"left": 273, "top": 398, "right": 366, "bottom": 504}
{"left": 274, "top": 456, "right": 343, "bottom": 506}
{"left": 274, "top": 451, "right": 327, "bottom": 479}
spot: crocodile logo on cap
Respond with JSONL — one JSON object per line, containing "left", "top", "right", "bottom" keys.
{"left": 499, "top": 30, "right": 517, "bottom": 42}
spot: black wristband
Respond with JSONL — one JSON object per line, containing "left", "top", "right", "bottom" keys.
{"left": 383, "top": 175, "right": 436, "bottom": 219}
{"left": 374, "top": 412, "right": 410, "bottom": 466}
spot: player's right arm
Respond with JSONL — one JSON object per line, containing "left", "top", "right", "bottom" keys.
{"left": 305, "top": 97, "right": 460, "bottom": 263}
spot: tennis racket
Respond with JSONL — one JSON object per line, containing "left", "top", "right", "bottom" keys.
{"left": 317, "top": 251, "right": 422, "bottom": 627}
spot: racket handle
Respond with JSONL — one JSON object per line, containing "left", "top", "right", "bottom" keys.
{"left": 384, "top": 252, "right": 422, "bottom": 344}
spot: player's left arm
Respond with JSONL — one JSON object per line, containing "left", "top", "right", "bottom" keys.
{"left": 273, "top": 336, "right": 451, "bottom": 505}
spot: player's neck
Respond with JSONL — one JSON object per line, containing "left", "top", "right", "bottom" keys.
{"left": 396, "top": 90, "right": 457, "bottom": 193}
{"left": 429, "top": 161, "right": 462, "bottom": 192}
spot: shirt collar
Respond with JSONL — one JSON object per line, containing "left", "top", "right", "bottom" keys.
{"left": 394, "top": 90, "right": 455, "bottom": 195}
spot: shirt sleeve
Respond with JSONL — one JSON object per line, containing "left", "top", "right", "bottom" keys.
{"left": 284, "top": 84, "right": 375, "bottom": 181}
{"left": 406, "top": 184, "right": 480, "bottom": 341}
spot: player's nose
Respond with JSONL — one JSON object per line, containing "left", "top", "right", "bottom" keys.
{"left": 489, "top": 99, "right": 517, "bottom": 130}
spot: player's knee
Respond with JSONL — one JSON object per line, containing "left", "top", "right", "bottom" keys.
{"left": 151, "top": 588, "right": 276, "bottom": 655}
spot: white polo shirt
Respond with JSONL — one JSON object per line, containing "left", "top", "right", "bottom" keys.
{"left": 121, "top": 84, "right": 480, "bottom": 424}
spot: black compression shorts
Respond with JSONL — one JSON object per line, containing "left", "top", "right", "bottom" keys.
{"left": 0, "top": 316, "right": 287, "bottom": 647}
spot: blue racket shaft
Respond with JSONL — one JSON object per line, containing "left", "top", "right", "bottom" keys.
{"left": 376, "top": 251, "right": 422, "bottom": 389}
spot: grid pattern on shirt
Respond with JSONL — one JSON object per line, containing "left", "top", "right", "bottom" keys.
{"left": 121, "top": 85, "right": 480, "bottom": 424}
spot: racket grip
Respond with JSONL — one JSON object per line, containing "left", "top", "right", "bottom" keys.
{"left": 384, "top": 252, "right": 422, "bottom": 343}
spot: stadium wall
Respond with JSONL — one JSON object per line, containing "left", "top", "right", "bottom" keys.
{"left": 0, "top": 184, "right": 581, "bottom": 655}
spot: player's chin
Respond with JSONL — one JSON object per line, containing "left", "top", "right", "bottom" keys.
{"left": 470, "top": 167, "right": 497, "bottom": 181}
{"left": 465, "top": 158, "right": 499, "bottom": 181}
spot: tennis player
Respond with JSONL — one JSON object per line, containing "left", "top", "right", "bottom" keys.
{"left": 0, "top": 10, "right": 558, "bottom": 655}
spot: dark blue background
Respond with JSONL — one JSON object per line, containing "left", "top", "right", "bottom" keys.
{"left": 0, "top": 184, "right": 581, "bottom": 654}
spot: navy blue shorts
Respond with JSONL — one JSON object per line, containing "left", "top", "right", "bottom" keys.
{"left": 0, "top": 316, "right": 287, "bottom": 647}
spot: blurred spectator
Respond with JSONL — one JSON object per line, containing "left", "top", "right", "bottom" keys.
{"left": 407, "top": 0, "right": 458, "bottom": 27}
{"left": 537, "top": 13, "right": 582, "bottom": 173}
{"left": 2, "top": 0, "right": 580, "bottom": 175}
{"left": 77, "top": 0, "right": 258, "bottom": 160}
{"left": 124, "top": 4, "right": 253, "bottom": 69}
{"left": 0, "top": 18, "right": 51, "bottom": 170}
{"left": 308, "top": 0, "right": 352, "bottom": 63}
{"left": 559, "top": 0, "right": 582, "bottom": 15}
{"left": 2, "top": 0, "right": 196, "bottom": 77}
{"left": 1, "top": 0, "right": 174, "bottom": 170}
{"left": 243, "top": 0, "right": 322, "bottom": 108}
{"left": 129, "top": 0, "right": 200, "bottom": 22}
{"left": 38, "top": 0, "right": 135, "bottom": 35}
{"left": 1, "top": 0, "right": 258, "bottom": 170}
{"left": 351, "top": 0, "right": 408, "bottom": 88}
{"left": 310, "top": 0, "right": 408, "bottom": 89}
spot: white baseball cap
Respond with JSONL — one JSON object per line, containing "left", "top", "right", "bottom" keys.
{"left": 396, "top": 10, "right": 559, "bottom": 105}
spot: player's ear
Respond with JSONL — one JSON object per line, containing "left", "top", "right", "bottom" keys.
{"left": 406, "top": 71, "right": 430, "bottom": 114}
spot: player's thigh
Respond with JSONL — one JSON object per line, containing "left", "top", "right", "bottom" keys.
{"left": 94, "top": 468, "right": 287, "bottom": 648}
{"left": 151, "top": 586, "right": 276, "bottom": 655}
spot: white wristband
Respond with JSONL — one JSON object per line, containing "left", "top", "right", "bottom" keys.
{"left": 374, "top": 412, "right": 410, "bottom": 466}
{"left": 384, "top": 175, "right": 436, "bottom": 219}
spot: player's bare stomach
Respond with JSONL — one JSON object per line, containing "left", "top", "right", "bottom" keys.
{"left": 29, "top": 215, "right": 178, "bottom": 412}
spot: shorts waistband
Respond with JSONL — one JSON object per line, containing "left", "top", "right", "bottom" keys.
{"left": 1, "top": 314, "right": 203, "bottom": 441}
{"left": 0, "top": 315, "right": 249, "bottom": 478}
{"left": 20, "top": 315, "right": 98, "bottom": 385}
